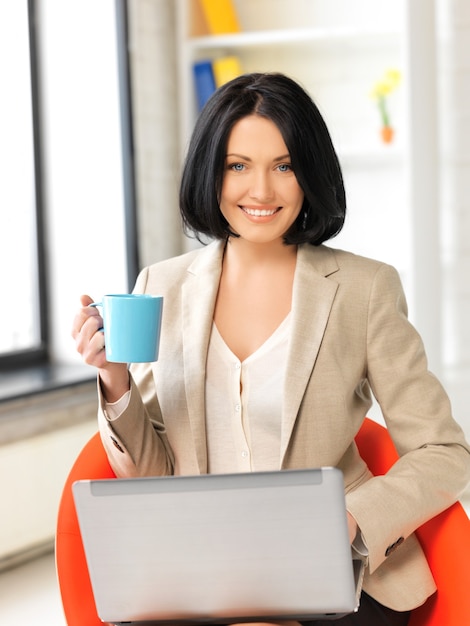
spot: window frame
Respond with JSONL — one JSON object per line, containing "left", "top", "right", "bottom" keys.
{"left": 116, "top": 0, "right": 140, "bottom": 289}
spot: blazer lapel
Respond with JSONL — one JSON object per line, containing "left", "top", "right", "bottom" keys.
{"left": 181, "top": 241, "right": 225, "bottom": 473}
{"left": 280, "top": 245, "right": 339, "bottom": 462}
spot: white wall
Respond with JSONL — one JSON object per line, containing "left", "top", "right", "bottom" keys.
{"left": 0, "top": 417, "right": 96, "bottom": 561}
{"left": 437, "top": 0, "right": 470, "bottom": 443}
{"left": 127, "top": 0, "right": 183, "bottom": 269}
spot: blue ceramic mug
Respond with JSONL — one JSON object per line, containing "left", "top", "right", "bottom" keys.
{"left": 90, "top": 294, "right": 163, "bottom": 363}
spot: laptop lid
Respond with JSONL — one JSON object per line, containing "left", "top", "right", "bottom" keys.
{"left": 73, "top": 467, "right": 364, "bottom": 625}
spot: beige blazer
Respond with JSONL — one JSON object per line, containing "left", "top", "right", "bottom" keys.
{"left": 98, "top": 240, "right": 470, "bottom": 611}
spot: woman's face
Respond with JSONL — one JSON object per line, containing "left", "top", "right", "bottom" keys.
{"left": 219, "top": 115, "right": 304, "bottom": 246}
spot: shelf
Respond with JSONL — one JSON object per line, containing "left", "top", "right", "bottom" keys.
{"left": 338, "top": 144, "right": 403, "bottom": 168}
{"left": 187, "top": 25, "right": 401, "bottom": 52}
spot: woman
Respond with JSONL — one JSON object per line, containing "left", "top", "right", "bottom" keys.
{"left": 73, "top": 73, "right": 470, "bottom": 625}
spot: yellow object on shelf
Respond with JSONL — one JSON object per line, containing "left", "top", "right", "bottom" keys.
{"left": 198, "top": 0, "right": 240, "bottom": 34}
{"left": 213, "top": 56, "right": 243, "bottom": 87}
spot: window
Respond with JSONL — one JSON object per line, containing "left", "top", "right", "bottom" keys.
{"left": 0, "top": 0, "right": 138, "bottom": 376}
{"left": 0, "top": 0, "right": 47, "bottom": 368}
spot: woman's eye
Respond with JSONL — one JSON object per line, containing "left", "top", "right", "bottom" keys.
{"left": 277, "top": 163, "right": 292, "bottom": 172}
{"left": 229, "top": 162, "right": 245, "bottom": 172}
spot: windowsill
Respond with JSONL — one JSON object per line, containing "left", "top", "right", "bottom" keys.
{"left": 0, "top": 363, "right": 95, "bottom": 403}
{"left": 0, "top": 364, "right": 98, "bottom": 446}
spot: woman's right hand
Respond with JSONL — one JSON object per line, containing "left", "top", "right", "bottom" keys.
{"left": 72, "top": 294, "right": 108, "bottom": 368}
{"left": 72, "top": 294, "right": 130, "bottom": 402}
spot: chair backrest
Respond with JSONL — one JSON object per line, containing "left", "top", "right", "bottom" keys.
{"left": 56, "top": 420, "right": 470, "bottom": 626}
{"left": 356, "top": 418, "right": 470, "bottom": 626}
{"left": 55, "top": 432, "right": 116, "bottom": 626}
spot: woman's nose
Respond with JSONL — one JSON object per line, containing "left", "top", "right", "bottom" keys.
{"left": 249, "top": 171, "right": 274, "bottom": 201}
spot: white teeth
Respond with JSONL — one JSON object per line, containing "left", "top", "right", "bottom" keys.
{"left": 243, "top": 208, "right": 277, "bottom": 216}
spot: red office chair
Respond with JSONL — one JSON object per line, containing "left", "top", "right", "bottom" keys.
{"left": 355, "top": 418, "right": 470, "bottom": 625}
{"left": 56, "top": 432, "right": 115, "bottom": 626}
{"left": 56, "top": 420, "right": 470, "bottom": 626}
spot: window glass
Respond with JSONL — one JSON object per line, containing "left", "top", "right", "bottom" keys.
{"left": 0, "top": 1, "right": 44, "bottom": 359}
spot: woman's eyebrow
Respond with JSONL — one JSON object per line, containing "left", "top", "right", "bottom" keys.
{"left": 226, "top": 153, "right": 251, "bottom": 160}
{"left": 225, "top": 153, "right": 291, "bottom": 162}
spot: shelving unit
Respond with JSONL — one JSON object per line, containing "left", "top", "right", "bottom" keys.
{"left": 176, "top": 1, "right": 404, "bottom": 159}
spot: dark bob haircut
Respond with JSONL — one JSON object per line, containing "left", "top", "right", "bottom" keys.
{"left": 179, "top": 72, "right": 346, "bottom": 246}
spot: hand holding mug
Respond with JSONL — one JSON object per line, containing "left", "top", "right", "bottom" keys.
{"left": 72, "top": 293, "right": 163, "bottom": 402}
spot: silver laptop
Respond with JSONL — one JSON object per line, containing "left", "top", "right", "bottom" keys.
{"left": 73, "top": 467, "right": 364, "bottom": 625}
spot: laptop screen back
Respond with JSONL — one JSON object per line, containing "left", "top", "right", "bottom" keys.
{"left": 73, "top": 467, "right": 361, "bottom": 625}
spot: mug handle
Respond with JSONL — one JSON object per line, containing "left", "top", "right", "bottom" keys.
{"left": 88, "top": 302, "right": 104, "bottom": 332}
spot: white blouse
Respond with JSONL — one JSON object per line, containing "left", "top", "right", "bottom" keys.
{"left": 205, "top": 315, "right": 290, "bottom": 474}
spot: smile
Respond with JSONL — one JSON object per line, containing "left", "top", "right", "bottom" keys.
{"left": 241, "top": 207, "right": 279, "bottom": 217}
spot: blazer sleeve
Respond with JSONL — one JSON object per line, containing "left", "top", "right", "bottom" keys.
{"left": 96, "top": 264, "right": 178, "bottom": 477}
{"left": 345, "top": 263, "right": 470, "bottom": 573}
{"left": 97, "top": 371, "right": 175, "bottom": 478}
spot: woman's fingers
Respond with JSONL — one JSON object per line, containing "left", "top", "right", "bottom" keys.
{"left": 72, "top": 295, "right": 106, "bottom": 367}
{"left": 80, "top": 294, "right": 94, "bottom": 307}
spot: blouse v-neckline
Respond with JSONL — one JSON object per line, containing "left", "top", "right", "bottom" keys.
{"left": 212, "top": 312, "right": 292, "bottom": 364}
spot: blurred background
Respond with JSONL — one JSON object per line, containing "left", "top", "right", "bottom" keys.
{"left": 0, "top": 0, "right": 469, "bottom": 622}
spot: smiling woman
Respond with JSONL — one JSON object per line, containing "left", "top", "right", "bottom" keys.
{"left": 71, "top": 71, "right": 470, "bottom": 626}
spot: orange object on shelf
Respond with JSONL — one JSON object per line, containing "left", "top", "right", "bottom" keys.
{"left": 381, "top": 125, "right": 394, "bottom": 144}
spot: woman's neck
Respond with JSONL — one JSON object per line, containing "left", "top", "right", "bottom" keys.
{"left": 215, "top": 237, "right": 298, "bottom": 362}
{"left": 223, "top": 236, "right": 298, "bottom": 270}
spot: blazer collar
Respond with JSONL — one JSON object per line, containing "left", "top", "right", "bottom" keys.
{"left": 181, "top": 241, "right": 340, "bottom": 472}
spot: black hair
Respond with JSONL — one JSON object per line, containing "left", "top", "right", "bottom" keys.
{"left": 179, "top": 72, "right": 346, "bottom": 245}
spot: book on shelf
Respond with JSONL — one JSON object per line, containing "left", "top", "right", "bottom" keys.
{"left": 193, "top": 55, "right": 243, "bottom": 111}
{"left": 213, "top": 55, "right": 243, "bottom": 87}
{"left": 193, "top": 60, "right": 216, "bottom": 111}
{"left": 198, "top": 0, "right": 240, "bottom": 35}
